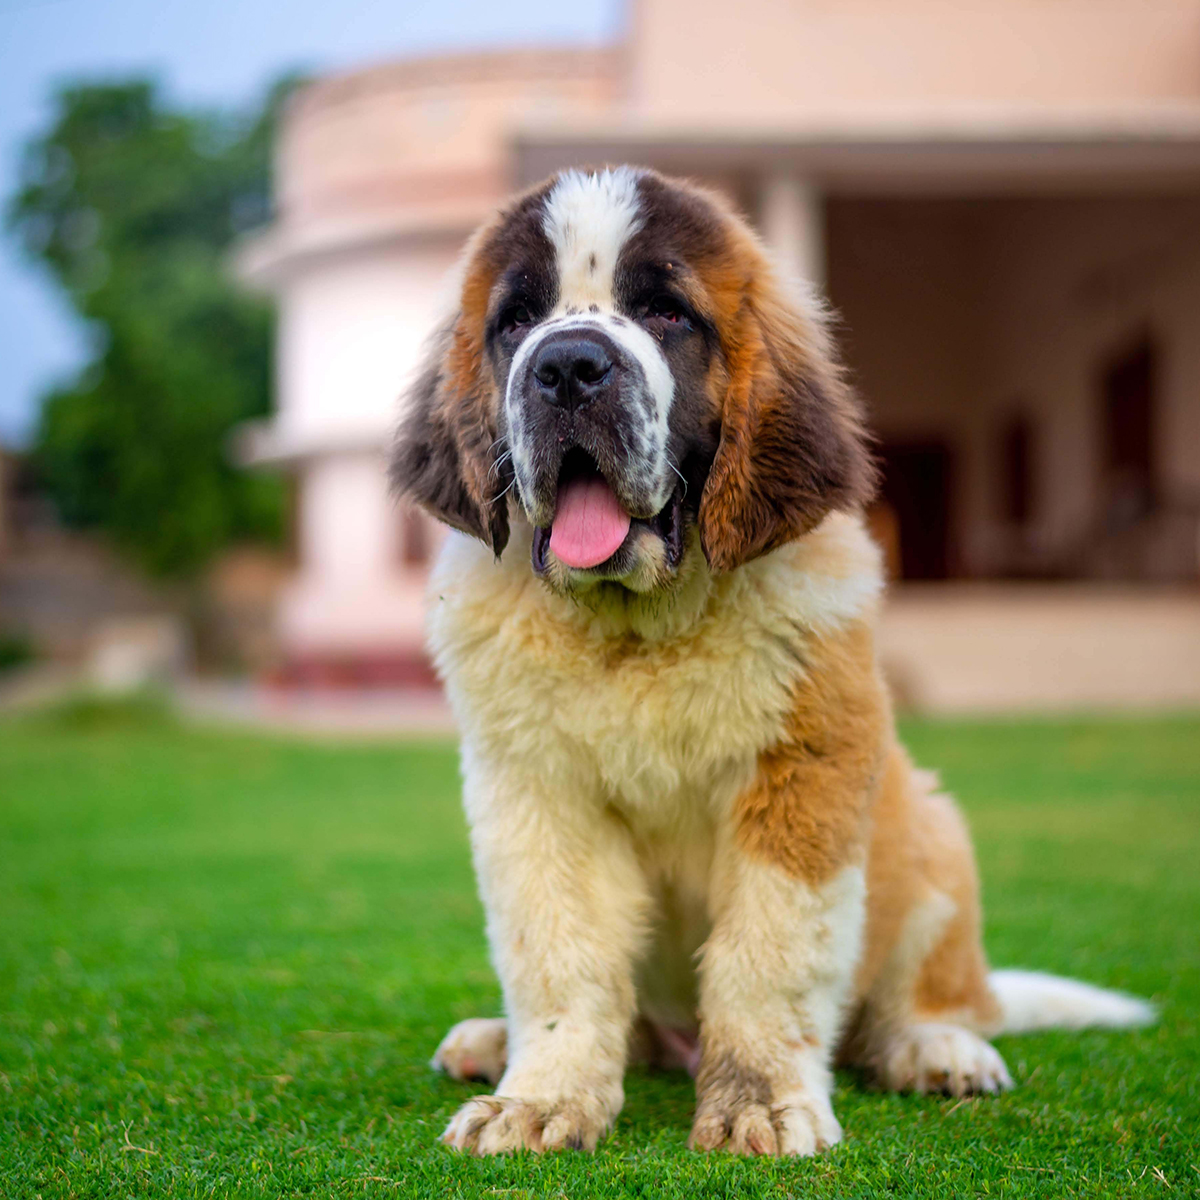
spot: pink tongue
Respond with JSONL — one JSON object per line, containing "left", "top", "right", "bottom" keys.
{"left": 548, "top": 475, "right": 632, "bottom": 569}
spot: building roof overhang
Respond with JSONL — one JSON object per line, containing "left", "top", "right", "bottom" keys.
{"left": 512, "top": 107, "right": 1200, "bottom": 196}
{"left": 231, "top": 418, "right": 388, "bottom": 468}
{"left": 232, "top": 204, "right": 481, "bottom": 292}
{"left": 233, "top": 106, "right": 1200, "bottom": 289}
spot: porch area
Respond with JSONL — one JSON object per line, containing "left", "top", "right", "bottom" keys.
{"left": 879, "top": 584, "right": 1200, "bottom": 712}
{"left": 517, "top": 120, "right": 1200, "bottom": 589}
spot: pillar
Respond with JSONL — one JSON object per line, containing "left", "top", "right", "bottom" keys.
{"left": 759, "top": 172, "right": 826, "bottom": 291}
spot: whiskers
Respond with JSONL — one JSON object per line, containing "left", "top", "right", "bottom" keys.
{"left": 493, "top": 473, "right": 520, "bottom": 502}
{"left": 484, "top": 443, "right": 519, "bottom": 504}
{"left": 488, "top": 448, "right": 513, "bottom": 480}
{"left": 666, "top": 453, "right": 688, "bottom": 498}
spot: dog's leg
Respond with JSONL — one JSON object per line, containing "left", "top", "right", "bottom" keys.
{"left": 844, "top": 887, "right": 1013, "bottom": 1095}
{"left": 844, "top": 767, "right": 1013, "bottom": 1096}
{"left": 689, "top": 622, "right": 887, "bottom": 1157}
{"left": 689, "top": 837, "right": 866, "bottom": 1157}
{"left": 441, "top": 760, "right": 650, "bottom": 1155}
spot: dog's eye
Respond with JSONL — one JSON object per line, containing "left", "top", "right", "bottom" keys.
{"left": 646, "top": 295, "right": 684, "bottom": 324}
{"left": 499, "top": 304, "right": 533, "bottom": 335}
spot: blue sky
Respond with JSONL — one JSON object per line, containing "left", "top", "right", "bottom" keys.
{"left": 0, "top": 0, "right": 622, "bottom": 446}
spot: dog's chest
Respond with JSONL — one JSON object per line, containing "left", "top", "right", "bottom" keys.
{"left": 545, "top": 632, "right": 783, "bottom": 813}
{"left": 436, "top": 582, "right": 801, "bottom": 819}
{"left": 430, "top": 518, "right": 881, "bottom": 817}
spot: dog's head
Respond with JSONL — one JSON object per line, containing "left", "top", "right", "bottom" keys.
{"left": 393, "top": 166, "right": 875, "bottom": 592}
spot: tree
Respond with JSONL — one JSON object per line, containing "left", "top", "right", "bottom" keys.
{"left": 7, "top": 77, "right": 300, "bottom": 578}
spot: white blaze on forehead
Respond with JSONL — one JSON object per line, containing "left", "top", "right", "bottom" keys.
{"left": 542, "top": 167, "right": 644, "bottom": 311}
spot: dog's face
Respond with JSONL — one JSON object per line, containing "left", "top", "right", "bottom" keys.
{"left": 394, "top": 167, "right": 874, "bottom": 593}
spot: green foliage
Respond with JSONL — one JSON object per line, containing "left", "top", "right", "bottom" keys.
{"left": 0, "top": 714, "right": 1196, "bottom": 1197}
{"left": 0, "top": 629, "right": 35, "bottom": 673}
{"left": 7, "top": 78, "right": 301, "bottom": 578}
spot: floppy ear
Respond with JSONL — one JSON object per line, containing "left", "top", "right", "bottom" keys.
{"left": 698, "top": 275, "right": 876, "bottom": 573}
{"left": 390, "top": 315, "right": 510, "bottom": 557}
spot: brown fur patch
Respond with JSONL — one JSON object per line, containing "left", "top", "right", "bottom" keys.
{"left": 908, "top": 791, "right": 1003, "bottom": 1029}
{"left": 848, "top": 745, "right": 926, "bottom": 1002}
{"left": 734, "top": 621, "right": 890, "bottom": 884}
{"left": 695, "top": 1045, "right": 774, "bottom": 1109}
{"left": 690, "top": 211, "right": 877, "bottom": 573}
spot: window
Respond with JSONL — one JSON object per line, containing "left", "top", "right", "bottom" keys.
{"left": 399, "top": 506, "right": 429, "bottom": 569}
{"left": 1099, "top": 335, "right": 1156, "bottom": 527}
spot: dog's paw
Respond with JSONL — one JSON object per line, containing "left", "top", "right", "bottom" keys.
{"left": 431, "top": 1018, "right": 508, "bottom": 1085}
{"left": 441, "top": 1094, "right": 611, "bottom": 1154}
{"left": 689, "top": 1090, "right": 842, "bottom": 1157}
{"left": 875, "top": 1022, "right": 1013, "bottom": 1096}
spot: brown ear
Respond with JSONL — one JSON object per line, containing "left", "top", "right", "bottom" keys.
{"left": 698, "top": 276, "right": 875, "bottom": 573}
{"left": 390, "top": 315, "right": 510, "bottom": 556}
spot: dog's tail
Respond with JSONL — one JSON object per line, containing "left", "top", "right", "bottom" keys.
{"left": 989, "top": 969, "right": 1156, "bottom": 1035}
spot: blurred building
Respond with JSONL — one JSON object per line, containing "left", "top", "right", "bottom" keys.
{"left": 0, "top": 446, "right": 289, "bottom": 683}
{"left": 236, "top": 0, "right": 1200, "bottom": 709}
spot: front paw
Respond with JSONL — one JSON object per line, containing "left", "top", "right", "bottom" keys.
{"left": 441, "top": 1093, "right": 612, "bottom": 1154}
{"left": 690, "top": 1084, "right": 841, "bottom": 1157}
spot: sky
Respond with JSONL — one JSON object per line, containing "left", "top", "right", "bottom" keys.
{"left": 0, "top": 0, "right": 623, "bottom": 447}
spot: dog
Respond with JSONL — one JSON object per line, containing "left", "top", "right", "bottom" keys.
{"left": 392, "top": 166, "right": 1154, "bottom": 1157}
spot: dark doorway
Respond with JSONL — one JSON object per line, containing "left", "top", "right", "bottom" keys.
{"left": 877, "top": 442, "right": 954, "bottom": 580}
{"left": 998, "top": 412, "right": 1036, "bottom": 527}
{"left": 1099, "top": 336, "right": 1156, "bottom": 528}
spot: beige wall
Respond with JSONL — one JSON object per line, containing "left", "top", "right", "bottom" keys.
{"left": 880, "top": 586, "right": 1200, "bottom": 712}
{"left": 277, "top": 237, "right": 462, "bottom": 441}
{"left": 280, "top": 451, "right": 441, "bottom": 655}
{"left": 264, "top": 233, "right": 463, "bottom": 655}
{"left": 632, "top": 0, "right": 1200, "bottom": 123}
{"left": 240, "top": 16, "right": 1200, "bottom": 674}
{"left": 279, "top": 50, "right": 621, "bottom": 230}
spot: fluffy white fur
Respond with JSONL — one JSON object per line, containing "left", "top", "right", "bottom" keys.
{"left": 989, "top": 970, "right": 1156, "bottom": 1034}
{"left": 430, "top": 513, "right": 884, "bottom": 1152}
{"left": 428, "top": 508, "right": 1154, "bottom": 1152}
{"left": 542, "top": 167, "right": 643, "bottom": 309}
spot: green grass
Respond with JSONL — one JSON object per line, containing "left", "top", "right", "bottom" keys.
{"left": 1, "top": 703, "right": 1197, "bottom": 1198}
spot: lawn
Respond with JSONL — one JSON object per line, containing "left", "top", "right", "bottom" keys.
{"left": 1, "top": 700, "right": 1197, "bottom": 1198}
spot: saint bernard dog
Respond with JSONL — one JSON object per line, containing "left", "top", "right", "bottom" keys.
{"left": 392, "top": 166, "right": 1154, "bottom": 1157}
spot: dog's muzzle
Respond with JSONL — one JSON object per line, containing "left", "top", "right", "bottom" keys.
{"left": 503, "top": 315, "right": 680, "bottom": 586}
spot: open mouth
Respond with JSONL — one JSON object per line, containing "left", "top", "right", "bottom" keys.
{"left": 531, "top": 448, "right": 684, "bottom": 577}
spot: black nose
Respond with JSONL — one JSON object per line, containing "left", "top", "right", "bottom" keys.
{"left": 531, "top": 335, "right": 613, "bottom": 410}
